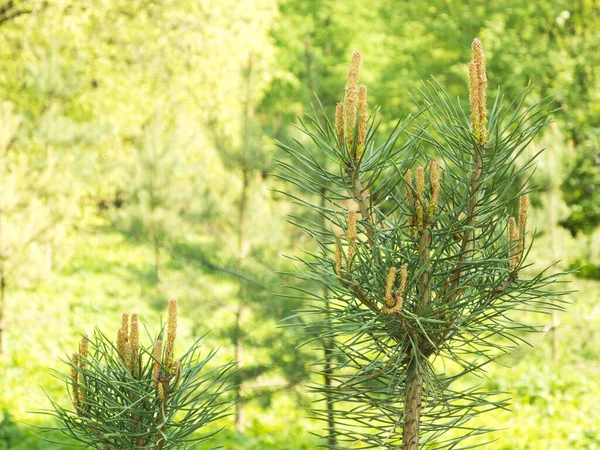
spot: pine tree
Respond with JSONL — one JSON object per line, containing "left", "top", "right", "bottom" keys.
{"left": 278, "top": 40, "right": 566, "bottom": 448}
{"left": 114, "top": 113, "right": 189, "bottom": 283}
{"left": 39, "top": 300, "right": 235, "bottom": 449}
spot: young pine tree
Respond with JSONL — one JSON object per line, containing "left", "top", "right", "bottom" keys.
{"left": 39, "top": 300, "right": 235, "bottom": 449}
{"left": 278, "top": 40, "right": 565, "bottom": 449}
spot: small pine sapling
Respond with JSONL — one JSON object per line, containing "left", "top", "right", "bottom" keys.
{"left": 278, "top": 40, "right": 566, "bottom": 449}
{"left": 38, "top": 300, "right": 235, "bottom": 449}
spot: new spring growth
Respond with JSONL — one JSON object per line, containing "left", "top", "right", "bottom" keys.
{"left": 344, "top": 50, "right": 361, "bottom": 142}
{"left": 405, "top": 162, "right": 443, "bottom": 234}
{"left": 382, "top": 265, "right": 408, "bottom": 314}
{"left": 416, "top": 166, "right": 425, "bottom": 231}
{"left": 519, "top": 193, "right": 529, "bottom": 237}
{"left": 336, "top": 102, "right": 345, "bottom": 145}
{"left": 357, "top": 84, "right": 368, "bottom": 158}
{"left": 508, "top": 193, "right": 530, "bottom": 271}
{"left": 117, "top": 312, "right": 129, "bottom": 365}
{"left": 153, "top": 339, "right": 162, "bottom": 390}
{"left": 469, "top": 39, "right": 488, "bottom": 145}
{"left": 347, "top": 209, "right": 357, "bottom": 259}
{"left": 517, "top": 193, "right": 529, "bottom": 263}
{"left": 384, "top": 267, "right": 397, "bottom": 307}
{"left": 165, "top": 299, "right": 177, "bottom": 368}
{"left": 405, "top": 170, "right": 415, "bottom": 235}
{"left": 130, "top": 314, "right": 139, "bottom": 378}
{"left": 79, "top": 335, "right": 89, "bottom": 367}
{"left": 157, "top": 383, "right": 166, "bottom": 403}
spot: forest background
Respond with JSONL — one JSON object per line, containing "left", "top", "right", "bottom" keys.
{"left": 0, "top": 1, "right": 599, "bottom": 449}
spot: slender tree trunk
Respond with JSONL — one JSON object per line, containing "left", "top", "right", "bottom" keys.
{"left": 233, "top": 55, "right": 254, "bottom": 433}
{"left": 323, "top": 331, "right": 336, "bottom": 448}
{"left": 402, "top": 230, "right": 431, "bottom": 449}
{"left": 402, "top": 361, "right": 423, "bottom": 450}
{"left": 234, "top": 172, "right": 248, "bottom": 432}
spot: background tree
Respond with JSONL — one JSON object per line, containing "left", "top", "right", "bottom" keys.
{"left": 0, "top": 100, "right": 72, "bottom": 354}
{"left": 113, "top": 113, "right": 191, "bottom": 284}
{"left": 560, "top": 134, "right": 600, "bottom": 239}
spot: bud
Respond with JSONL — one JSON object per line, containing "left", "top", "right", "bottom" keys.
{"left": 130, "top": 314, "right": 139, "bottom": 378}
{"left": 171, "top": 360, "right": 181, "bottom": 392}
{"left": 153, "top": 339, "right": 162, "bottom": 390}
{"left": 121, "top": 313, "right": 129, "bottom": 337}
{"left": 416, "top": 166, "right": 425, "bottom": 200}
{"left": 398, "top": 264, "right": 408, "bottom": 296}
{"left": 508, "top": 217, "right": 520, "bottom": 269}
{"left": 123, "top": 337, "right": 132, "bottom": 374}
{"left": 383, "top": 263, "right": 407, "bottom": 314}
{"left": 469, "top": 39, "right": 488, "bottom": 144}
{"left": 468, "top": 61, "right": 478, "bottom": 130}
{"left": 518, "top": 193, "right": 529, "bottom": 264}
{"left": 385, "top": 267, "right": 397, "bottom": 307}
{"left": 519, "top": 193, "right": 529, "bottom": 236}
{"left": 165, "top": 299, "right": 177, "bottom": 368}
{"left": 344, "top": 50, "right": 361, "bottom": 141}
{"left": 157, "top": 382, "right": 165, "bottom": 403}
{"left": 335, "top": 102, "right": 345, "bottom": 145}
{"left": 117, "top": 328, "right": 126, "bottom": 361}
{"left": 79, "top": 335, "right": 89, "bottom": 369}
{"left": 357, "top": 84, "right": 368, "bottom": 157}
{"left": 404, "top": 170, "right": 414, "bottom": 205}
{"left": 416, "top": 204, "right": 424, "bottom": 232}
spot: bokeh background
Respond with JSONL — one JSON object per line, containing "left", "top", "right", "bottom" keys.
{"left": 0, "top": 1, "right": 599, "bottom": 449}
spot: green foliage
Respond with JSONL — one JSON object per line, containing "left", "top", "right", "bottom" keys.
{"left": 561, "top": 135, "right": 600, "bottom": 236}
{"left": 568, "top": 258, "right": 600, "bottom": 280}
{"left": 0, "top": 411, "right": 52, "bottom": 450}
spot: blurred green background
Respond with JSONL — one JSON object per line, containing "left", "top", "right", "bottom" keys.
{"left": 0, "top": 0, "right": 598, "bottom": 449}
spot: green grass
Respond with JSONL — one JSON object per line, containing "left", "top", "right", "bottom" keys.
{"left": 1, "top": 217, "right": 599, "bottom": 449}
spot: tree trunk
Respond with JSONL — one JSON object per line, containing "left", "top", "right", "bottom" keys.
{"left": 402, "top": 229, "right": 430, "bottom": 449}
{"left": 323, "top": 333, "right": 337, "bottom": 448}
{"left": 402, "top": 361, "right": 423, "bottom": 450}
{"left": 233, "top": 55, "right": 254, "bottom": 433}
